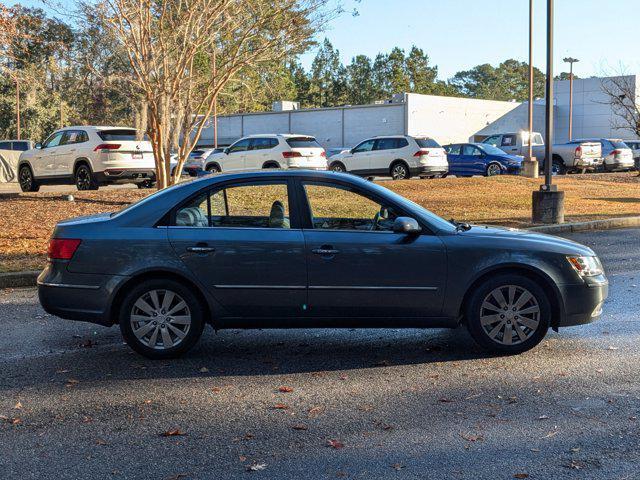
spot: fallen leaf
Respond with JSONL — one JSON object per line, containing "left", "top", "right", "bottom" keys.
{"left": 566, "top": 460, "right": 584, "bottom": 470}
{"left": 246, "top": 462, "right": 267, "bottom": 472}
{"left": 291, "top": 424, "right": 308, "bottom": 430}
{"left": 308, "top": 406, "right": 324, "bottom": 417}
{"left": 65, "top": 378, "right": 79, "bottom": 388}
{"left": 439, "top": 398, "right": 454, "bottom": 403}
{"left": 514, "top": 474, "right": 529, "bottom": 479}
{"left": 11, "top": 417, "right": 22, "bottom": 425}
{"left": 460, "top": 432, "right": 483, "bottom": 442}
{"left": 327, "top": 439, "right": 344, "bottom": 449}
{"left": 14, "top": 401, "right": 22, "bottom": 410}
{"left": 239, "top": 455, "right": 247, "bottom": 462}
{"left": 161, "top": 429, "right": 186, "bottom": 437}
{"left": 538, "top": 415, "right": 550, "bottom": 420}
{"left": 95, "top": 438, "right": 108, "bottom": 446}
{"left": 82, "top": 416, "right": 93, "bottom": 423}
{"left": 164, "top": 474, "right": 188, "bottom": 480}
{"left": 273, "top": 403, "right": 289, "bottom": 410}
{"left": 199, "top": 367, "right": 209, "bottom": 373}
{"left": 392, "top": 463, "right": 405, "bottom": 471}
{"left": 278, "top": 386, "right": 293, "bottom": 393}
{"left": 211, "top": 387, "right": 222, "bottom": 393}
{"left": 541, "top": 431, "right": 558, "bottom": 439}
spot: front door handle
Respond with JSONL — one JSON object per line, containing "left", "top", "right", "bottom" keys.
{"left": 312, "top": 247, "right": 339, "bottom": 255}
{"left": 186, "top": 245, "right": 216, "bottom": 253}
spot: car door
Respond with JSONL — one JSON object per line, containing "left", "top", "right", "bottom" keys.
{"left": 55, "top": 130, "right": 81, "bottom": 175}
{"left": 37, "top": 131, "right": 64, "bottom": 177}
{"left": 445, "top": 144, "right": 463, "bottom": 176}
{"left": 370, "top": 138, "right": 398, "bottom": 174}
{"left": 168, "top": 179, "right": 307, "bottom": 318}
{"left": 299, "top": 179, "right": 447, "bottom": 319}
{"left": 346, "top": 139, "right": 375, "bottom": 174}
{"left": 500, "top": 134, "right": 519, "bottom": 155}
{"left": 247, "top": 137, "right": 273, "bottom": 168}
{"left": 463, "top": 145, "right": 486, "bottom": 174}
{"left": 222, "top": 138, "right": 250, "bottom": 171}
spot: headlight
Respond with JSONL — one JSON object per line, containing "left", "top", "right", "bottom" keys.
{"left": 566, "top": 255, "right": 603, "bottom": 277}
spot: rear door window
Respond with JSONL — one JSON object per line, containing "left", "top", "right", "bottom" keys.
{"left": 0, "top": 142, "right": 10, "bottom": 150}
{"left": 286, "top": 137, "right": 321, "bottom": 148}
{"left": 374, "top": 138, "right": 400, "bottom": 151}
{"left": 463, "top": 145, "right": 482, "bottom": 156}
{"left": 250, "top": 138, "right": 277, "bottom": 150}
{"left": 446, "top": 144, "right": 462, "bottom": 155}
{"left": 415, "top": 138, "right": 441, "bottom": 148}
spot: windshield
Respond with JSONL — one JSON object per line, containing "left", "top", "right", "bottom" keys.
{"left": 364, "top": 181, "right": 456, "bottom": 233}
{"left": 479, "top": 144, "right": 507, "bottom": 156}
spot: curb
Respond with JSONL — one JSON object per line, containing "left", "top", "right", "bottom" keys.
{"left": 0, "top": 271, "right": 40, "bottom": 289}
{"left": 1, "top": 217, "right": 638, "bottom": 289}
{"left": 528, "top": 216, "right": 640, "bottom": 234}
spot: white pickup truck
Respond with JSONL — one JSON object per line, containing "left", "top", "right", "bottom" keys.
{"left": 481, "top": 132, "right": 603, "bottom": 174}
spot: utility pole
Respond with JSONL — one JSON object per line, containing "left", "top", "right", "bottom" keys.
{"left": 213, "top": 50, "right": 218, "bottom": 149}
{"left": 15, "top": 76, "right": 21, "bottom": 140}
{"left": 522, "top": 0, "right": 539, "bottom": 178}
{"left": 563, "top": 57, "right": 579, "bottom": 141}
{"left": 532, "top": 0, "right": 564, "bottom": 224}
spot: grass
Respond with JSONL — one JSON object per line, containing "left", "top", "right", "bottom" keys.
{"left": 1, "top": 172, "right": 638, "bottom": 273}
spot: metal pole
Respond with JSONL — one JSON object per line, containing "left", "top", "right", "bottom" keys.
{"left": 544, "top": 0, "right": 554, "bottom": 189}
{"left": 528, "top": 0, "right": 534, "bottom": 161}
{"left": 213, "top": 50, "right": 218, "bottom": 149}
{"left": 15, "top": 77, "right": 21, "bottom": 140}
{"left": 568, "top": 63, "right": 573, "bottom": 140}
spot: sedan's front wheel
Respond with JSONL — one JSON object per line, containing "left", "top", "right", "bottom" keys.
{"left": 465, "top": 274, "right": 550, "bottom": 354}
{"left": 119, "top": 279, "right": 205, "bottom": 359}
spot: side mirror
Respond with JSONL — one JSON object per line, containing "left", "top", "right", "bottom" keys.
{"left": 35, "top": 142, "right": 42, "bottom": 149}
{"left": 223, "top": 147, "right": 229, "bottom": 155}
{"left": 393, "top": 217, "right": 421, "bottom": 234}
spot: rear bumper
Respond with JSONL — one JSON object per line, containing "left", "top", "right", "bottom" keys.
{"left": 95, "top": 169, "right": 156, "bottom": 184}
{"left": 287, "top": 165, "right": 328, "bottom": 171}
{"left": 413, "top": 165, "right": 449, "bottom": 176}
{"left": 37, "top": 263, "right": 125, "bottom": 326}
{"left": 573, "top": 158, "right": 601, "bottom": 170}
{"left": 604, "top": 160, "right": 634, "bottom": 171}
{"left": 557, "top": 278, "right": 608, "bottom": 327}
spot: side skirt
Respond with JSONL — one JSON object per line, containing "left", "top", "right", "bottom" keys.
{"left": 213, "top": 316, "right": 457, "bottom": 330}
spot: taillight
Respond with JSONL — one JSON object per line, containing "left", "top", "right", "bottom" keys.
{"left": 575, "top": 146, "right": 582, "bottom": 157}
{"left": 94, "top": 143, "right": 121, "bottom": 152}
{"left": 320, "top": 151, "right": 326, "bottom": 157}
{"left": 414, "top": 150, "right": 429, "bottom": 157}
{"left": 47, "top": 238, "right": 81, "bottom": 260}
{"left": 282, "top": 151, "right": 302, "bottom": 158}
{"left": 611, "top": 149, "right": 621, "bottom": 155}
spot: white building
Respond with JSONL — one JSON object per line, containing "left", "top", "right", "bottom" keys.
{"left": 196, "top": 75, "right": 639, "bottom": 148}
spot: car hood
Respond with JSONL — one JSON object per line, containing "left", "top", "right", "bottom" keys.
{"left": 459, "top": 225, "right": 595, "bottom": 256}
{"left": 495, "top": 154, "right": 523, "bottom": 163}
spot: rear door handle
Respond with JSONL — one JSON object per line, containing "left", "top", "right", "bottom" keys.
{"left": 312, "top": 247, "right": 339, "bottom": 255}
{"left": 186, "top": 245, "right": 216, "bottom": 253}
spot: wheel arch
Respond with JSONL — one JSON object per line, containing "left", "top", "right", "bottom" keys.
{"left": 329, "top": 160, "right": 346, "bottom": 170}
{"left": 73, "top": 157, "right": 93, "bottom": 173}
{"left": 205, "top": 161, "right": 221, "bottom": 171}
{"left": 108, "top": 269, "right": 214, "bottom": 328}
{"left": 262, "top": 160, "right": 281, "bottom": 169}
{"left": 458, "top": 263, "right": 563, "bottom": 330}
{"left": 389, "top": 159, "right": 410, "bottom": 175}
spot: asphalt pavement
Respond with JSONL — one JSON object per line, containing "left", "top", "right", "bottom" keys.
{"left": 1, "top": 229, "right": 639, "bottom": 480}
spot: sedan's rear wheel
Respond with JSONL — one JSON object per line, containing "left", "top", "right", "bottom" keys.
{"left": 465, "top": 274, "right": 550, "bottom": 354}
{"left": 119, "top": 279, "right": 205, "bottom": 359}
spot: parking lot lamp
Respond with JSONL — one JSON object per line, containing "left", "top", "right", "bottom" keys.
{"left": 563, "top": 57, "right": 579, "bottom": 141}
{"left": 532, "top": 0, "right": 564, "bottom": 224}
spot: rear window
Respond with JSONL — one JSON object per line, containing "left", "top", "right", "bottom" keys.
{"left": 286, "top": 137, "right": 321, "bottom": 149}
{"left": 98, "top": 129, "right": 149, "bottom": 141}
{"left": 610, "top": 140, "right": 629, "bottom": 149}
{"left": 190, "top": 150, "right": 205, "bottom": 156}
{"left": 415, "top": 138, "right": 441, "bottom": 148}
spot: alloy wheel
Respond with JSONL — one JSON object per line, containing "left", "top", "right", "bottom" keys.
{"left": 479, "top": 285, "right": 540, "bottom": 346}
{"left": 129, "top": 289, "right": 192, "bottom": 350}
{"left": 487, "top": 164, "right": 501, "bottom": 176}
{"left": 331, "top": 163, "right": 345, "bottom": 172}
{"left": 19, "top": 167, "right": 32, "bottom": 191}
{"left": 76, "top": 167, "right": 91, "bottom": 190}
{"left": 391, "top": 164, "right": 408, "bottom": 180}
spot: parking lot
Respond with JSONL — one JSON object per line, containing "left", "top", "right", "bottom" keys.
{"left": 1, "top": 228, "right": 639, "bottom": 480}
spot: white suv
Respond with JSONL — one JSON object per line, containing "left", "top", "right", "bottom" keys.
{"left": 197, "top": 134, "right": 327, "bottom": 173}
{"left": 328, "top": 135, "right": 448, "bottom": 180}
{"left": 17, "top": 126, "right": 155, "bottom": 191}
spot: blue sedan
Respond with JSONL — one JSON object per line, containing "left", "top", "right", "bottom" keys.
{"left": 444, "top": 143, "right": 523, "bottom": 177}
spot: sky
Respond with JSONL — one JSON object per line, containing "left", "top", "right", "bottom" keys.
{"left": 10, "top": 0, "right": 640, "bottom": 80}
{"left": 300, "top": 0, "right": 640, "bottom": 79}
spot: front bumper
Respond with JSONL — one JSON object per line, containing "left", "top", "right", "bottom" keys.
{"left": 557, "top": 276, "right": 609, "bottom": 327}
{"left": 95, "top": 169, "right": 156, "bottom": 184}
{"left": 37, "top": 263, "right": 125, "bottom": 326}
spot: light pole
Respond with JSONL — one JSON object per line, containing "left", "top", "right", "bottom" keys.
{"left": 522, "top": 0, "right": 539, "bottom": 178}
{"left": 532, "top": 0, "right": 564, "bottom": 224}
{"left": 563, "top": 57, "right": 579, "bottom": 141}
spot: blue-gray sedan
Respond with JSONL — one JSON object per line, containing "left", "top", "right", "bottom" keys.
{"left": 38, "top": 171, "right": 608, "bottom": 358}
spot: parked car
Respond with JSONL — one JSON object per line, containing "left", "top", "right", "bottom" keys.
{"left": 444, "top": 143, "right": 523, "bottom": 177}
{"left": 0, "top": 139, "right": 34, "bottom": 183}
{"left": 329, "top": 135, "right": 448, "bottom": 180}
{"left": 326, "top": 147, "right": 350, "bottom": 158}
{"left": 17, "top": 126, "right": 155, "bottom": 191}
{"left": 201, "top": 134, "right": 327, "bottom": 173}
{"left": 482, "top": 132, "right": 602, "bottom": 174}
{"left": 183, "top": 148, "right": 219, "bottom": 175}
{"left": 574, "top": 138, "right": 634, "bottom": 172}
{"left": 38, "top": 170, "right": 608, "bottom": 359}
{"left": 623, "top": 140, "right": 640, "bottom": 169}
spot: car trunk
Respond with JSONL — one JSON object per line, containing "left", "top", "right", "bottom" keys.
{"left": 576, "top": 142, "right": 601, "bottom": 161}
{"left": 97, "top": 129, "right": 155, "bottom": 169}
{"left": 285, "top": 137, "right": 326, "bottom": 169}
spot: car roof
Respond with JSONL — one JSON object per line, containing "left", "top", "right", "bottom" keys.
{"left": 244, "top": 133, "right": 316, "bottom": 138}
{"left": 60, "top": 126, "right": 138, "bottom": 131}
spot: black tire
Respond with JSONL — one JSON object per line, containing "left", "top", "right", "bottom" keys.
{"left": 485, "top": 162, "right": 502, "bottom": 177}
{"left": 119, "top": 278, "right": 205, "bottom": 359}
{"left": 390, "top": 161, "right": 410, "bottom": 180}
{"left": 75, "top": 164, "right": 99, "bottom": 190}
{"left": 329, "top": 161, "right": 346, "bottom": 173}
{"left": 551, "top": 159, "right": 567, "bottom": 175}
{"left": 262, "top": 162, "right": 279, "bottom": 169}
{"left": 206, "top": 164, "right": 221, "bottom": 173}
{"left": 18, "top": 165, "right": 40, "bottom": 192}
{"left": 465, "top": 273, "right": 551, "bottom": 355}
{"left": 137, "top": 180, "right": 156, "bottom": 189}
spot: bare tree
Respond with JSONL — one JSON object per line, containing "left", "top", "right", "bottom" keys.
{"left": 600, "top": 73, "right": 640, "bottom": 139}
{"left": 100, "top": 0, "right": 335, "bottom": 189}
